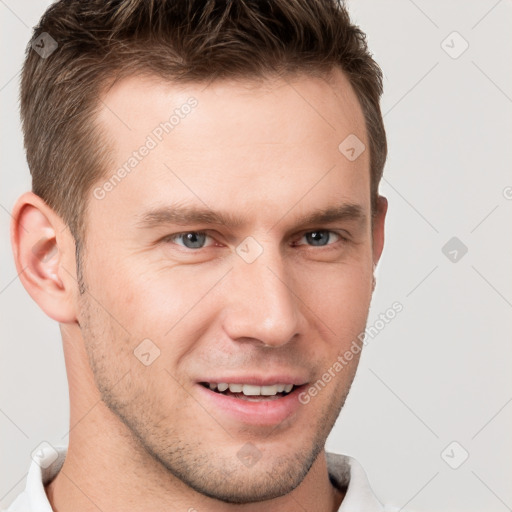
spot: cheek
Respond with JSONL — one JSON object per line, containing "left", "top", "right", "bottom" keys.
{"left": 84, "top": 258, "right": 233, "bottom": 374}
{"left": 297, "top": 259, "right": 373, "bottom": 339}
{"left": 85, "top": 254, "right": 205, "bottom": 331}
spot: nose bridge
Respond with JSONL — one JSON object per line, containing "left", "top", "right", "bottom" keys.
{"left": 223, "top": 242, "right": 300, "bottom": 347}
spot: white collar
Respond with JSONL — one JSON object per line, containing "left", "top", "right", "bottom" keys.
{"left": 326, "top": 452, "right": 385, "bottom": 511}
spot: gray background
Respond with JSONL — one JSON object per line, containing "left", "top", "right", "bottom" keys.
{"left": 1, "top": 1, "right": 511, "bottom": 510}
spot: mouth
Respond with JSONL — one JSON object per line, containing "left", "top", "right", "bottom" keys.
{"left": 199, "top": 382, "right": 299, "bottom": 401}
{"left": 196, "top": 379, "right": 308, "bottom": 425}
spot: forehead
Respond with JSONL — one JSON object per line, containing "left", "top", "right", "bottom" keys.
{"left": 98, "top": 69, "right": 366, "bottom": 140}
{"left": 91, "top": 70, "right": 370, "bottom": 232}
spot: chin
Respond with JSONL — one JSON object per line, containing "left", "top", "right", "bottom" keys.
{"left": 173, "top": 454, "right": 313, "bottom": 504}
{"left": 141, "top": 435, "right": 323, "bottom": 505}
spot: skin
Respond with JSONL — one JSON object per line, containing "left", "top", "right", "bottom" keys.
{"left": 11, "top": 68, "right": 387, "bottom": 511}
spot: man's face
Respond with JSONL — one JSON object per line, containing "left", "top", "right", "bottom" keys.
{"left": 77, "top": 70, "right": 383, "bottom": 502}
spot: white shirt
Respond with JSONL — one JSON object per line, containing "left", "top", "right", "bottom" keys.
{"left": 5, "top": 445, "right": 400, "bottom": 511}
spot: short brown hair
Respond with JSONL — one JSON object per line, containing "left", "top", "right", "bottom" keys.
{"left": 21, "top": 0, "right": 387, "bottom": 242}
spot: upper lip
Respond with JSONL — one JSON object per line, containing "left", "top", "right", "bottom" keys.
{"left": 198, "top": 375, "right": 308, "bottom": 386}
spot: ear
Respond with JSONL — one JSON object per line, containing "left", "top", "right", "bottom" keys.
{"left": 371, "top": 195, "right": 388, "bottom": 267}
{"left": 10, "top": 191, "right": 79, "bottom": 324}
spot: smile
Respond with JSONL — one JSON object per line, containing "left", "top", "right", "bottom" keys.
{"left": 200, "top": 382, "right": 297, "bottom": 401}
{"left": 196, "top": 380, "right": 307, "bottom": 425}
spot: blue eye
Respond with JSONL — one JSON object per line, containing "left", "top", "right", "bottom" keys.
{"left": 163, "top": 229, "right": 346, "bottom": 252}
{"left": 298, "top": 230, "right": 342, "bottom": 247}
{"left": 169, "top": 232, "right": 212, "bottom": 249}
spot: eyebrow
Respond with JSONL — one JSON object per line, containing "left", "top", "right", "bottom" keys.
{"left": 135, "top": 202, "right": 367, "bottom": 231}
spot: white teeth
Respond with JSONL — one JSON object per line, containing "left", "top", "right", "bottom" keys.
{"left": 260, "top": 385, "right": 278, "bottom": 395}
{"left": 242, "top": 384, "right": 261, "bottom": 396}
{"left": 205, "top": 382, "right": 295, "bottom": 396}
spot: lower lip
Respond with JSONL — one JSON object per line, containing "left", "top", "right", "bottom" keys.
{"left": 196, "top": 384, "right": 305, "bottom": 426}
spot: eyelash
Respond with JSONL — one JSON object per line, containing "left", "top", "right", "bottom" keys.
{"left": 162, "top": 230, "right": 350, "bottom": 251}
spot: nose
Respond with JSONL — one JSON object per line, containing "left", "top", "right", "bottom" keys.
{"left": 221, "top": 246, "right": 302, "bottom": 348}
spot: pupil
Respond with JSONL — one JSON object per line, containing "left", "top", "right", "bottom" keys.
{"left": 183, "top": 232, "right": 206, "bottom": 248}
{"left": 306, "top": 231, "right": 329, "bottom": 246}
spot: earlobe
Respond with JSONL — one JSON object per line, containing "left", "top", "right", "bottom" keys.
{"left": 10, "top": 192, "right": 78, "bottom": 324}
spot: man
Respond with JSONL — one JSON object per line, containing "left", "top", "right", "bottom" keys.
{"left": 8, "top": 0, "right": 393, "bottom": 510}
